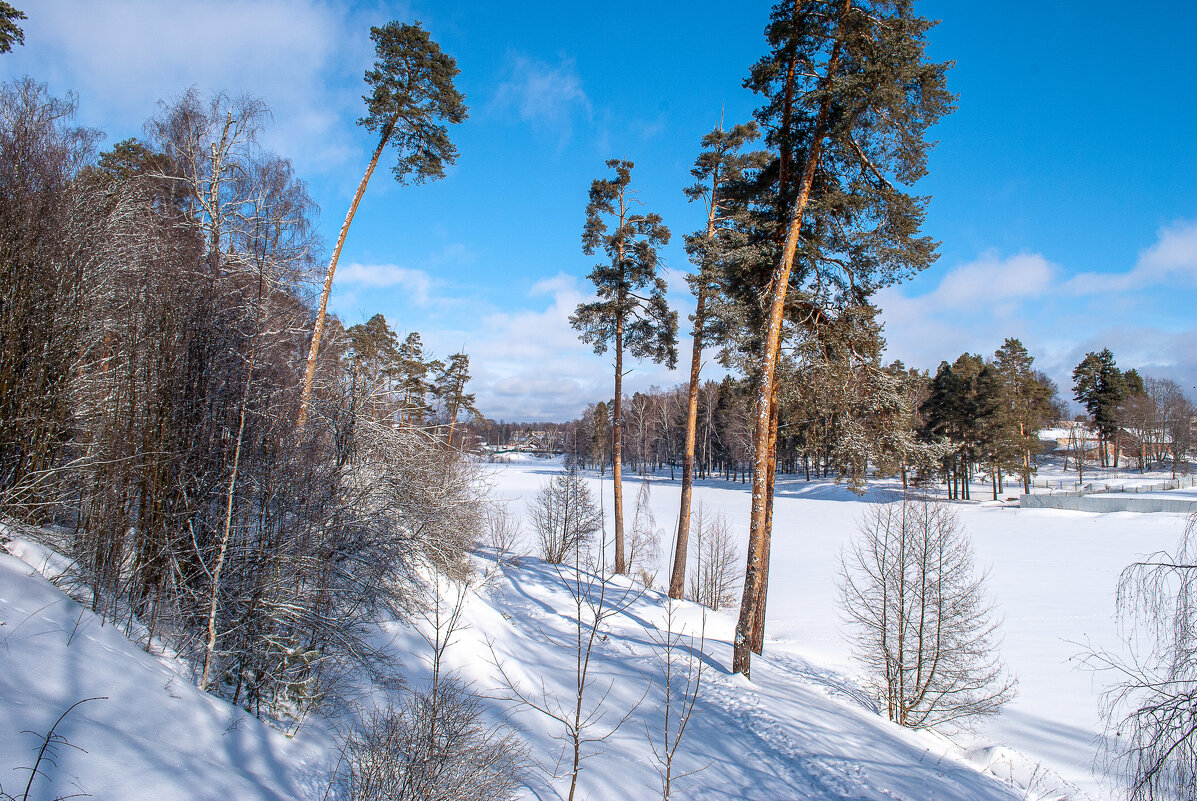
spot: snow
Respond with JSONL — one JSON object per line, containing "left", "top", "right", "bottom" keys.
{"left": 486, "top": 457, "right": 1187, "bottom": 799}
{"left": 0, "top": 539, "right": 331, "bottom": 801}
{"left": 1, "top": 454, "right": 1182, "bottom": 799}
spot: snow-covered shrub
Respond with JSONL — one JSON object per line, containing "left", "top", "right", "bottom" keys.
{"left": 338, "top": 682, "right": 527, "bottom": 801}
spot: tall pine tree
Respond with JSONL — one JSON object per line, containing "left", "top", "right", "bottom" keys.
{"left": 732, "top": 0, "right": 954, "bottom": 677}
{"left": 297, "top": 21, "right": 467, "bottom": 430}
{"left": 570, "top": 160, "right": 678, "bottom": 575}
{"left": 669, "top": 122, "right": 765, "bottom": 600}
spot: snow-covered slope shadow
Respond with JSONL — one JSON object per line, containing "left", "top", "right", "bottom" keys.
{"left": 0, "top": 548, "right": 331, "bottom": 801}
{"left": 442, "top": 554, "right": 1022, "bottom": 801}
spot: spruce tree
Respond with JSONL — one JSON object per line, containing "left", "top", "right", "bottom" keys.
{"left": 732, "top": 0, "right": 955, "bottom": 677}
{"left": 570, "top": 159, "right": 678, "bottom": 575}
{"left": 0, "top": 3, "right": 24, "bottom": 54}
{"left": 297, "top": 21, "right": 467, "bottom": 430}
{"left": 1072, "top": 349, "right": 1127, "bottom": 467}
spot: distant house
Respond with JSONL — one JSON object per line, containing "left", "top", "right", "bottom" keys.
{"left": 1039, "top": 421, "right": 1100, "bottom": 457}
{"left": 506, "top": 429, "right": 564, "bottom": 454}
{"left": 1041, "top": 419, "right": 1171, "bottom": 465}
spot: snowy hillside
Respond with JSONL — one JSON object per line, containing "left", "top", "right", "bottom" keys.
{"left": 1, "top": 529, "right": 1020, "bottom": 801}
{"left": 484, "top": 456, "right": 1190, "bottom": 800}
{"left": 0, "top": 540, "right": 331, "bottom": 801}
{"left": 2, "top": 455, "right": 1183, "bottom": 800}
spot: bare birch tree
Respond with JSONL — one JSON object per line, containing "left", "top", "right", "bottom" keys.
{"left": 839, "top": 496, "right": 1016, "bottom": 729}
{"left": 1088, "top": 513, "right": 1197, "bottom": 800}
{"left": 686, "top": 502, "right": 740, "bottom": 612}
{"left": 531, "top": 468, "right": 602, "bottom": 565}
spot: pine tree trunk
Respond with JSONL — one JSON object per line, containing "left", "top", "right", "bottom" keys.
{"left": 296, "top": 115, "right": 398, "bottom": 432}
{"left": 669, "top": 289, "right": 706, "bottom": 598}
{"left": 750, "top": 385, "right": 780, "bottom": 654}
{"left": 732, "top": 35, "right": 841, "bottom": 677}
{"left": 613, "top": 318, "right": 626, "bottom": 574}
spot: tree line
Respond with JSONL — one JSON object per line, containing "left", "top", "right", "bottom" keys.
{"left": 0, "top": 20, "right": 481, "bottom": 730}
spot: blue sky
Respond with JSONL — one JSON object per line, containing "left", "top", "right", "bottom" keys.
{"left": 5, "top": 1, "right": 1196, "bottom": 421}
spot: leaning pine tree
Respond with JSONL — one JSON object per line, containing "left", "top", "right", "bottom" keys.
{"left": 571, "top": 160, "right": 677, "bottom": 575}
{"left": 668, "top": 122, "right": 764, "bottom": 600}
{"left": 732, "top": 0, "right": 955, "bottom": 677}
{"left": 297, "top": 21, "right": 467, "bottom": 430}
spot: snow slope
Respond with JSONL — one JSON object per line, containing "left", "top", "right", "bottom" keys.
{"left": 0, "top": 540, "right": 331, "bottom": 801}
{"left": 1, "top": 520, "right": 1022, "bottom": 800}
{"left": 2, "top": 454, "right": 1175, "bottom": 800}
{"left": 485, "top": 457, "right": 1188, "bottom": 800}
{"left": 453, "top": 557, "right": 1022, "bottom": 801}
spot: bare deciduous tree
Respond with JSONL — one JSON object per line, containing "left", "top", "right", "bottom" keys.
{"left": 839, "top": 496, "right": 1016, "bottom": 730}
{"left": 338, "top": 573, "right": 527, "bottom": 801}
{"left": 686, "top": 502, "right": 739, "bottom": 612}
{"left": 628, "top": 479, "right": 662, "bottom": 587}
{"left": 491, "top": 545, "right": 643, "bottom": 801}
{"left": 647, "top": 600, "right": 708, "bottom": 800}
{"left": 1087, "top": 513, "right": 1197, "bottom": 800}
{"left": 483, "top": 501, "right": 522, "bottom": 568}
{"left": 530, "top": 469, "right": 602, "bottom": 565}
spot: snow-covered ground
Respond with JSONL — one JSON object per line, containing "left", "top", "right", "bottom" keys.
{"left": 0, "top": 539, "right": 331, "bottom": 801}
{"left": 486, "top": 455, "right": 1188, "bottom": 799}
{"left": 1, "top": 454, "right": 1184, "bottom": 799}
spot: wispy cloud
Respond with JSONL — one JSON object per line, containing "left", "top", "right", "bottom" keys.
{"left": 336, "top": 263, "right": 433, "bottom": 305}
{"left": 488, "top": 51, "right": 591, "bottom": 145}
{"left": 1063, "top": 219, "right": 1197, "bottom": 294}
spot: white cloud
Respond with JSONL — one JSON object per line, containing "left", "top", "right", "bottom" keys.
{"left": 1063, "top": 219, "right": 1197, "bottom": 294}
{"left": 4, "top": 0, "right": 385, "bottom": 174}
{"left": 876, "top": 251, "right": 1058, "bottom": 368}
{"left": 336, "top": 263, "right": 432, "bottom": 305}
{"left": 422, "top": 272, "right": 687, "bottom": 421}
{"left": 931, "top": 251, "right": 1056, "bottom": 306}
{"left": 877, "top": 221, "right": 1197, "bottom": 397}
{"left": 488, "top": 51, "right": 591, "bottom": 143}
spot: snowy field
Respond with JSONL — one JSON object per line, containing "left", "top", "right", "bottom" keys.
{"left": 1, "top": 455, "right": 1188, "bottom": 799}
{"left": 485, "top": 455, "right": 1189, "bottom": 799}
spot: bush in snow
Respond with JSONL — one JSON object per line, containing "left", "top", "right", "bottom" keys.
{"left": 338, "top": 681, "right": 527, "bottom": 801}
{"left": 839, "top": 495, "right": 1016, "bottom": 729}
